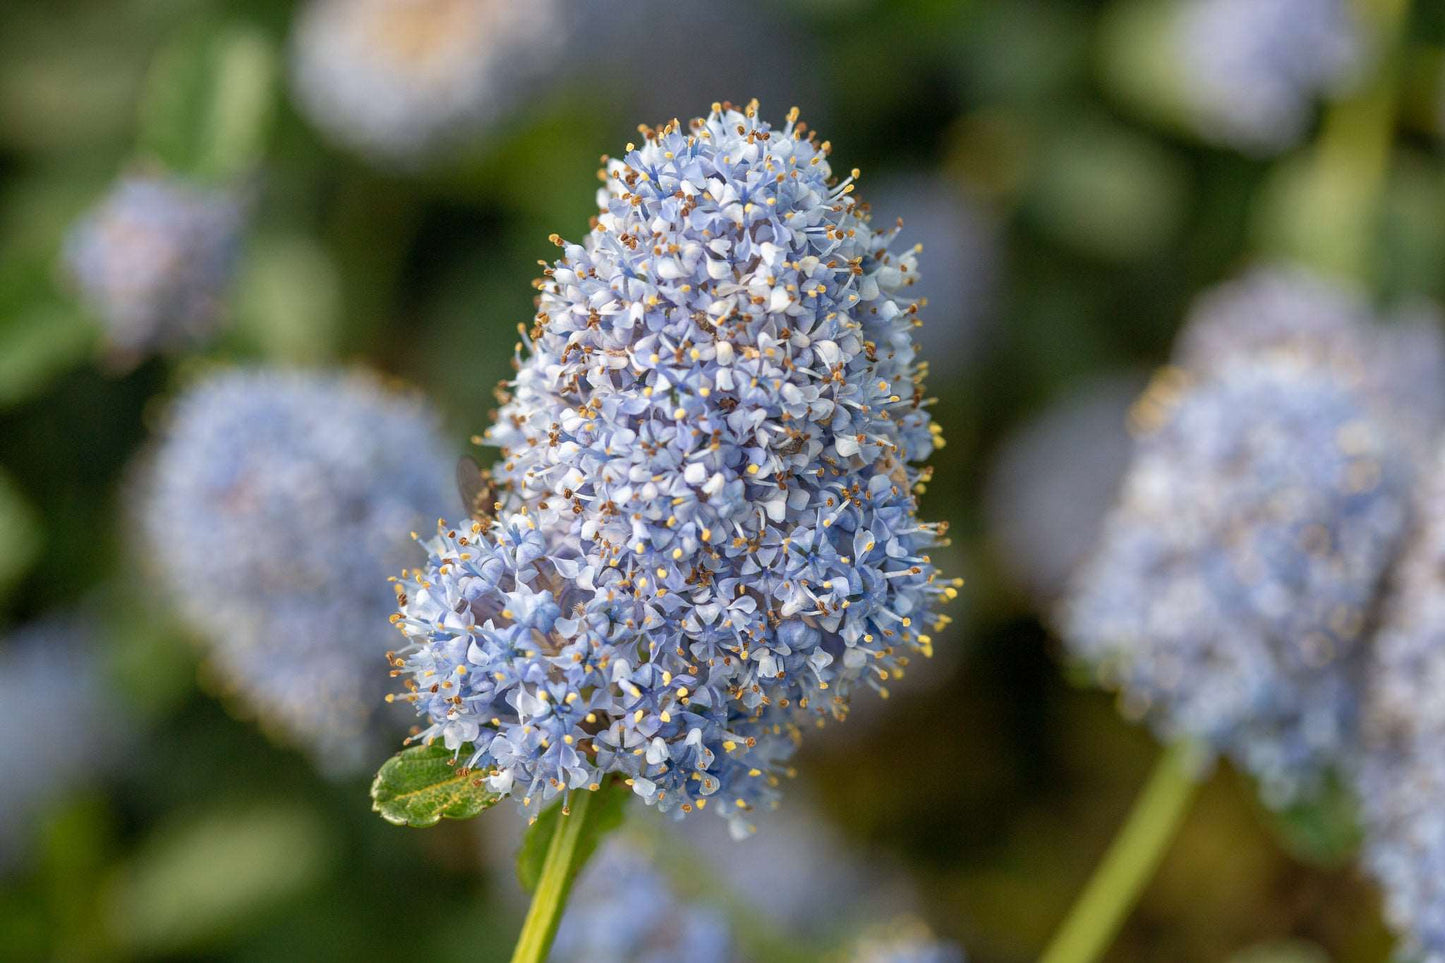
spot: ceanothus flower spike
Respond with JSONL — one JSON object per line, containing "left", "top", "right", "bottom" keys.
{"left": 389, "top": 102, "right": 958, "bottom": 834}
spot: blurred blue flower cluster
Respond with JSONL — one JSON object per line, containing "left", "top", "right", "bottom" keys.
{"left": 142, "top": 368, "right": 456, "bottom": 773}
{"left": 389, "top": 102, "right": 958, "bottom": 833}
{"left": 289, "top": 0, "right": 566, "bottom": 165}
{"left": 1357, "top": 454, "right": 1445, "bottom": 960}
{"left": 1175, "top": 0, "right": 1362, "bottom": 154}
{"left": 550, "top": 839, "right": 735, "bottom": 963}
{"left": 64, "top": 173, "right": 246, "bottom": 362}
{"left": 0, "top": 616, "right": 124, "bottom": 872}
{"left": 1062, "top": 266, "right": 1445, "bottom": 953}
{"left": 1065, "top": 355, "right": 1409, "bottom": 805}
{"left": 1063, "top": 267, "right": 1445, "bottom": 806}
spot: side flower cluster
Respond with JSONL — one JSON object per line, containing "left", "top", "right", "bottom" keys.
{"left": 388, "top": 102, "right": 957, "bottom": 833}
{"left": 1064, "top": 359, "right": 1408, "bottom": 804}
{"left": 1063, "top": 267, "right": 1431, "bottom": 806}
{"left": 143, "top": 367, "right": 455, "bottom": 772}
{"left": 64, "top": 172, "right": 246, "bottom": 360}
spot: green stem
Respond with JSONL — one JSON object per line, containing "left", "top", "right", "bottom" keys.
{"left": 1262, "top": 0, "right": 1413, "bottom": 280}
{"left": 509, "top": 789, "right": 599, "bottom": 963}
{"left": 1039, "top": 742, "right": 1202, "bottom": 963}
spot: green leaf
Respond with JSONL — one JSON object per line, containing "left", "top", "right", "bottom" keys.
{"left": 370, "top": 742, "right": 502, "bottom": 828}
{"left": 516, "top": 777, "right": 629, "bottom": 893}
{"left": 137, "top": 22, "right": 276, "bottom": 181}
{"left": 0, "top": 465, "right": 41, "bottom": 600}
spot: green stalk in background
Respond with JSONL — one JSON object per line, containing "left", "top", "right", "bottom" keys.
{"left": 1255, "top": 0, "right": 1415, "bottom": 281}
{"left": 1039, "top": 742, "right": 1203, "bottom": 963}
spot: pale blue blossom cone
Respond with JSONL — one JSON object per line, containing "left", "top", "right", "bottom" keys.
{"left": 388, "top": 103, "right": 959, "bottom": 834}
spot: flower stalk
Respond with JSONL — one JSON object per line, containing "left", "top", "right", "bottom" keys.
{"left": 1039, "top": 742, "right": 1202, "bottom": 963}
{"left": 510, "top": 787, "right": 608, "bottom": 963}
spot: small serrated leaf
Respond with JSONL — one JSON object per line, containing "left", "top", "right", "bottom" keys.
{"left": 516, "top": 777, "right": 629, "bottom": 893}
{"left": 370, "top": 743, "right": 501, "bottom": 828}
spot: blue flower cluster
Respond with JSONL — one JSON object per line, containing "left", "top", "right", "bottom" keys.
{"left": 550, "top": 839, "right": 735, "bottom": 963}
{"left": 1175, "top": 0, "right": 1361, "bottom": 155}
{"left": 0, "top": 616, "right": 123, "bottom": 871}
{"left": 1063, "top": 358, "right": 1410, "bottom": 805}
{"left": 143, "top": 368, "right": 455, "bottom": 772}
{"left": 1357, "top": 455, "right": 1445, "bottom": 960}
{"left": 64, "top": 172, "right": 245, "bottom": 359}
{"left": 288, "top": 0, "right": 565, "bottom": 165}
{"left": 389, "top": 103, "right": 957, "bottom": 833}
